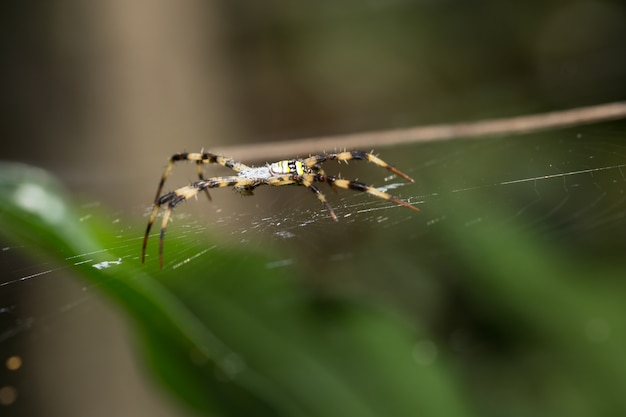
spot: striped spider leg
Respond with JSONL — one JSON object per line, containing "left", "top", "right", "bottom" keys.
{"left": 311, "top": 173, "right": 419, "bottom": 217}
{"left": 143, "top": 175, "right": 265, "bottom": 268}
{"left": 153, "top": 152, "right": 252, "bottom": 203}
{"left": 302, "top": 150, "right": 415, "bottom": 183}
{"left": 143, "top": 151, "right": 418, "bottom": 267}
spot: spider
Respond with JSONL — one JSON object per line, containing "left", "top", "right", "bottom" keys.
{"left": 142, "top": 150, "right": 419, "bottom": 267}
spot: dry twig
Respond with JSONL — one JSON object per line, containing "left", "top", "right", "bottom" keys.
{"left": 214, "top": 101, "right": 626, "bottom": 160}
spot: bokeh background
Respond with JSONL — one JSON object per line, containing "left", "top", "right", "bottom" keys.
{"left": 2, "top": 1, "right": 626, "bottom": 416}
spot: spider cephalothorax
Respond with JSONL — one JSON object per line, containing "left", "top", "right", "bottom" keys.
{"left": 142, "top": 150, "right": 419, "bottom": 267}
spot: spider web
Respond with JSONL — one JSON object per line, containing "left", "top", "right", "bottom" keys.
{"left": 2, "top": 121, "right": 626, "bottom": 415}
{"left": 4, "top": 122, "right": 624, "bottom": 290}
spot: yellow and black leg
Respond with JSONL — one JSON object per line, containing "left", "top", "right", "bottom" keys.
{"left": 267, "top": 174, "right": 338, "bottom": 220}
{"left": 303, "top": 151, "right": 415, "bottom": 183}
{"left": 315, "top": 174, "right": 419, "bottom": 214}
{"left": 143, "top": 176, "right": 258, "bottom": 267}
{"left": 153, "top": 152, "right": 251, "bottom": 203}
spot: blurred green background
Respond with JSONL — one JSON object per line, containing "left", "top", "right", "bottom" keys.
{"left": 1, "top": 1, "right": 626, "bottom": 416}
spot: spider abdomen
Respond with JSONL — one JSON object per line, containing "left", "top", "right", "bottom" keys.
{"left": 269, "top": 160, "right": 306, "bottom": 176}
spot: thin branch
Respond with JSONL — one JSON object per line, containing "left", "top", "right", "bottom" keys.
{"left": 213, "top": 101, "right": 626, "bottom": 160}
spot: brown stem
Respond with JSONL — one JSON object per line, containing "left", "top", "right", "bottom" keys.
{"left": 213, "top": 101, "right": 626, "bottom": 161}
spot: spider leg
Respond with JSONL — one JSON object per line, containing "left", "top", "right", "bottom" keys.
{"left": 195, "top": 161, "right": 212, "bottom": 201}
{"left": 303, "top": 151, "right": 415, "bottom": 183}
{"left": 142, "top": 193, "right": 174, "bottom": 264}
{"left": 143, "top": 175, "right": 259, "bottom": 268}
{"left": 266, "top": 174, "right": 338, "bottom": 220}
{"left": 305, "top": 181, "right": 338, "bottom": 221}
{"left": 309, "top": 165, "right": 338, "bottom": 194}
{"left": 315, "top": 174, "right": 419, "bottom": 213}
{"left": 153, "top": 152, "right": 252, "bottom": 203}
